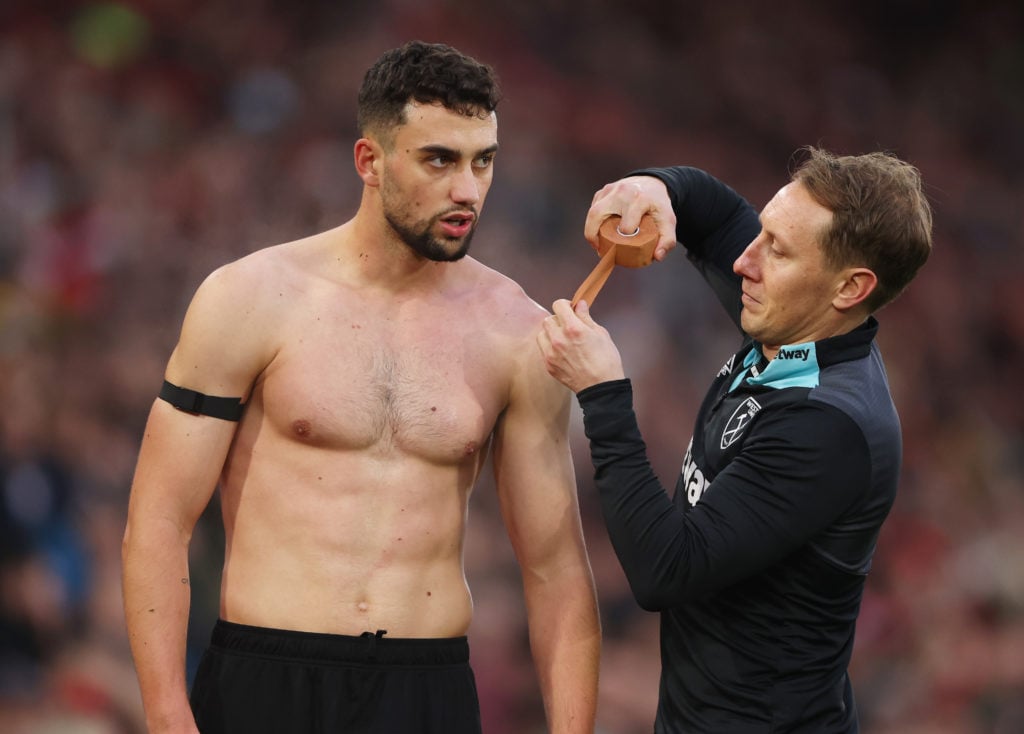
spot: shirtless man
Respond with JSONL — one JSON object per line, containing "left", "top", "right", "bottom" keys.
{"left": 121, "top": 41, "right": 600, "bottom": 734}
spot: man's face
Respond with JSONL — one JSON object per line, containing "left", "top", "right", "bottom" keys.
{"left": 377, "top": 101, "right": 498, "bottom": 262}
{"left": 733, "top": 181, "right": 842, "bottom": 356}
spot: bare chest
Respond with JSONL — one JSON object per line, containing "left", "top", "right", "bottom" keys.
{"left": 256, "top": 300, "right": 511, "bottom": 462}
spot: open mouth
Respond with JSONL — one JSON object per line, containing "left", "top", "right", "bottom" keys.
{"left": 439, "top": 212, "right": 474, "bottom": 238}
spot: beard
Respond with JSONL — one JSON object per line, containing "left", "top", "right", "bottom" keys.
{"left": 384, "top": 207, "right": 476, "bottom": 262}
{"left": 379, "top": 171, "right": 477, "bottom": 262}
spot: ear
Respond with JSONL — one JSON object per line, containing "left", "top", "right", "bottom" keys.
{"left": 833, "top": 267, "right": 877, "bottom": 312}
{"left": 354, "top": 137, "right": 382, "bottom": 187}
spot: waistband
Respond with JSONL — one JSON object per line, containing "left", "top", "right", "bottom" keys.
{"left": 210, "top": 619, "right": 470, "bottom": 666}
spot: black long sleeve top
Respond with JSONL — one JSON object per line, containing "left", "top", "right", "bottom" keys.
{"left": 578, "top": 167, "right": 900, "bottom": 733}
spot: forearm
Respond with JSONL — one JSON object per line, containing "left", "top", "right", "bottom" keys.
{"left": 523, "top": 569, "right": 601, "bottom": 734}
{"left": 629, "top": 166, "right": 760, "bottom": 329}
{"left": 122, "top": 521, "right": 198, "bottom": 732}
{"left": 578, "top": 379, "right": 692, "bottom": 610}
{"left": 629, "top": 166, "right": 757, "bottom": 251}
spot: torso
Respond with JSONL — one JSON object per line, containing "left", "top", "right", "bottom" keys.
{"left": 215, "top": 234, "right": 540, "bottom": 637}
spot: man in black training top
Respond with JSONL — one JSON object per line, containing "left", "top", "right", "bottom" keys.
{"left": 538, "top": 148, "right": 932, "bottom": 733}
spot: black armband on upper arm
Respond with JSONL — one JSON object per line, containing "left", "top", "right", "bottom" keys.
{"left": 158, "top": 380, "right": 245, "bottom": 421}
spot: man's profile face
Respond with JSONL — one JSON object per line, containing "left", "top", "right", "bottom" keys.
{"left": 732, "top": 181, "right": 842, "bottom": 354}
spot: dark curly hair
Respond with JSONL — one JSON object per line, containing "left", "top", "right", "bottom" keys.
{"left": 357, "top": 41, "right": 501, "bottom": 147}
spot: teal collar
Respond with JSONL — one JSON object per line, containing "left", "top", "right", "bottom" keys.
{"left": 729, "top": 342, "right": 820, "bottom": 392}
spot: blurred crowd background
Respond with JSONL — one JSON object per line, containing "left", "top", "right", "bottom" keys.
{"left": 1, "top": 1, "right": 1022, "bottom": 732}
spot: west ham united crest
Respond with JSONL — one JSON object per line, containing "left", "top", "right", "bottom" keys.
{"left": 721, "top": 397, "right": 762, "bottom": 449}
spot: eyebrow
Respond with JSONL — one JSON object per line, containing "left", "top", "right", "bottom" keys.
{"left": 418, "top": 143, "right": 500, "bottom": 158}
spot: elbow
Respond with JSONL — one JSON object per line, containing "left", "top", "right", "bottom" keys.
{"left": 121, "top": 521, "right": 138, "bottom": 571}
{"left": 121, "top": 523, "right": 132, "bottom": 560}
{"left": 120, "top": 517, "right": 161, "bottom": 562}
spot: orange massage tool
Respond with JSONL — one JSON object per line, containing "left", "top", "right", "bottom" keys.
{"left": 571, "top": 215, "right": 658, "bottom": 308}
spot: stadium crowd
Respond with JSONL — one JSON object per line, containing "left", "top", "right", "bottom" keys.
{"left": 1, "top": 1, "right": 1022, "bottom": 732}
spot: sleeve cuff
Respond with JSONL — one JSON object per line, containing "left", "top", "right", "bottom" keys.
{"left": 577, "top": 378, "right": 632, "bottom": 403}
{"left": 577, "top": 379, "right": 639, "bottom": 443}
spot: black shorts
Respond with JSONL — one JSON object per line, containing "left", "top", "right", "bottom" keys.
{"left": 189, "top": 620, "right": 482, "bottom": 734}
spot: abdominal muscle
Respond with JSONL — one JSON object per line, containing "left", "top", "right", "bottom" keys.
{"left": 214, "top": 411, "right": 487, "bottom": 639}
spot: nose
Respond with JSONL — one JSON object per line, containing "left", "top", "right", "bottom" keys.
{"left": 450, "top": 166, "right": 482, "bottom": 206}
{"left": 733, "top": 238, "right": 759, "bottom": 279}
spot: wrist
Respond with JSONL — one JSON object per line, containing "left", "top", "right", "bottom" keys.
{"left": 576, "top": 377, "right": 631, "bottom": 401}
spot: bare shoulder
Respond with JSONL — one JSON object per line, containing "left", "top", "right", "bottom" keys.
{"left": 461, "top": 257, "right": 549, "bottom": 336}
{"left": 198, "top": 239, "right": 307, "bottom": 306}
{"left": 459, "top": 258, "right": 564, "bottom": 401}
{"left": 167, "top": 238, "right": 315, "bottom": 392}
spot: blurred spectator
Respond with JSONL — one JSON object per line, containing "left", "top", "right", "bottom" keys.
{"left": 0, "top": 1, "right": 1021, "bottom": 732}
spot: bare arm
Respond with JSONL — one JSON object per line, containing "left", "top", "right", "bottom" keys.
{"left": 122, "top": 403, "right": 235, "bottom": 733}
{"left": 493, "top": 329, "right": 601, "bottom": 734}
{"left": 122, "top": 260, "right": 275, "bottom": 733}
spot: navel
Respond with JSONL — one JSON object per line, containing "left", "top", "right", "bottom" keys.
{"left": 356, "top": 601, "right": 369, "bottom": 613}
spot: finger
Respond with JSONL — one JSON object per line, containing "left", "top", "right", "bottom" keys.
{"left": 551, "top": 298, "right": 576, "bottom": 322}
{"left": 585, "top": 182, "right": 633, "bottom": 248}
{"left": 535, "top": 323, "right": 551, "bottom": 355}
{"left": 583, "top": 207, "right": 611, "bottom": 250}
{"left": 617, "top": 195, "right": 647, "bottom": 236}
{"left": 540, "top": 314, "right": 559, "bottom": 346}
{"left": 590, "top": 182, "right": 614, "bottom": 206}
{"left": 535, "top": 329, "right": 560, "bottom": 378}
{"left": 572, "top": 298, "right": 595, "bottom": 325}
{"left": 651, "top": 214, "right": 677, "bottom": 260}
{"left": 653, "top": 235, "right": 676, "bottom": 262}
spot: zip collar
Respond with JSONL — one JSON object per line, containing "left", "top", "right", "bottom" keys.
{"left": 728, "top": 317, "right": 878, "bottom": 392}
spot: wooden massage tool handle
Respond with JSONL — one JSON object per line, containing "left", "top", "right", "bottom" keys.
{"left": 571, "top": 215, "right": 658, "bottom": 307}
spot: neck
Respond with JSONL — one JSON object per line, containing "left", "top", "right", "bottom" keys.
{"left": 337, "top": 214, "right": 454, "bottom": 292}
{"left": 761, "top": 312, "right": 869, "bottom": 360}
